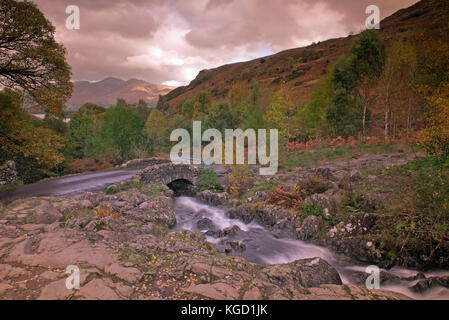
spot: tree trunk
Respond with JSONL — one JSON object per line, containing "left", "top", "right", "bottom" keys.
{"left": 406, "top": 98, "right": 412, "bottom": 138}
{"left": 362, "top": 104, "right": 367, "bottom": 140}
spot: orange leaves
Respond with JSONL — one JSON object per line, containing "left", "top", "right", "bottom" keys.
{"left": 94, "top": 204, "right": 119, "bottom": 219}
{"left": 268, "top": 186, "right": 303, "bottom": 209}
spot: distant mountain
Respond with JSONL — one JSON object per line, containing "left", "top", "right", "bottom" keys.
{"left": 68, "top": 77, "right": 175, "bottom": 110}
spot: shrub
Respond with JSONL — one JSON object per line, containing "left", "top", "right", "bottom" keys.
{"left": 197, "top": 169, "right": 222, "bottom": 191}
{"left": 229, "top": 165, "right": 254, "bottom": 197}
{"left": 94, "top": 204, "right": 119, "bottom": 219}
{"left": 268, "top": 186, "right": 302, "bottom": 209}
{"left": 296, "top": 175, "right": 328, "bottom": 196}
{"left": 370, "top": 157, "right": 449, "bottom": 266}
{"left": 300, "top": 202, "right": 323, "bottom": 221}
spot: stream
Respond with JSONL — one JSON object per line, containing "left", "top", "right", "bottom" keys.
{"left": 173, "top": 196, "right": 449, "bottom": 300}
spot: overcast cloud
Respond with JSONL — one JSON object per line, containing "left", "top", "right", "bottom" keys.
{"left": 32, "top": 0, "right": 418, "bottom": 86}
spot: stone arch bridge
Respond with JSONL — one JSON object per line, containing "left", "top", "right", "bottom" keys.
{"left": 136, "top": 162, "right": 201, "bottom": 194}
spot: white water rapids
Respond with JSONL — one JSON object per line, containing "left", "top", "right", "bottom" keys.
{"left": 173, "top": 196, "right": 449, "bottom": 300}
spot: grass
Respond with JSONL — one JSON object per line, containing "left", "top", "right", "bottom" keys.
{"left": 282, "top": 143, "right": 418, "bottom": 168}
{"left": 148, "top": 184, "right": 167, "bottom": 196}
{"left": 298, "top": 202, "right": 323, "bottom": 222}
{"left": 0, "top": 180, "right": 23, "bottom": 191}
{"left": 348, "top": 156, "right": 449, "bottom": 267}
{"left": 250, "top": 181, "right": 278, "bottom": 193}
{"left": 104, "top": 179, "right": 167, "bottom": 197}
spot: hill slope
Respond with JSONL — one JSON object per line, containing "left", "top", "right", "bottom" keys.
{"left": 161, "top": 0, "right": 437, "bottom": 109}
{"left": 68, "top": 77, "right": 175, "bottom": 110}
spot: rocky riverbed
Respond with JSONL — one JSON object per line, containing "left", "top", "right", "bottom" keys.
{"left": 0, "top": 182, "right": 409, "bottom": 300}
{"left": 0, "top": 152, "right": 448, "bottom": 300}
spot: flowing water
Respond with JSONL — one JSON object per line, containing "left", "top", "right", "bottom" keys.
{"left": 173, "top": 196, "right": 449, "bottom": 300}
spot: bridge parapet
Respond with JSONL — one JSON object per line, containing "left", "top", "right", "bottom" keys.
{"left": 137, "top": 162, "right": 201, "bottom": 186}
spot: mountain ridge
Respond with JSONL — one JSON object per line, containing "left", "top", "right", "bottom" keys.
{"left": 68, "top": 77, "right": 175, "bottom": 110}
{"left": 160, "top": 0, "right": 437, "bottom": 111}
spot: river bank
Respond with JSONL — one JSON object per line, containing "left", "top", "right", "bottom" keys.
{"left": 1, "top": 152, "right": 448, "bottom": 300}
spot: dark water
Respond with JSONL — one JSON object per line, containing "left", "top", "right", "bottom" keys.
{"left": 173, "top": 196, "right": 449, "bottom": 300}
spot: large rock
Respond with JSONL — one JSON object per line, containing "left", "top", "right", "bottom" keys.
{"left": 197, "top": 218, "right": 215, "bottom": 230}
{"left": 254, "top": 206, "right": 297, "bottom": 238}
{"left": 125, "top": 196, "right": 176, "bottom": 228}
{"left": 409, "top": 276, "right": 449, "bottom": 293}
{"left": 263, "top": 257, "right": 342, "bottom": 288}
{"left": 297, "top": 215, "right": 322, "bottom": 240}
{"left": 206, "top": 225, "right": 241, "bottom": 238}
{"left": 25, "top": 201, "right": 63, "bottom": 225}
{"left": 197, "top": 191, "right": 228, "bottom": 206}
{"left": 226, "top": 206, "right": 254, "bottom": 224}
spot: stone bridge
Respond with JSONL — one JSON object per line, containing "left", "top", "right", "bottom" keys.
{"left": 137, "top": 162, "right": 201, "bottom": 189}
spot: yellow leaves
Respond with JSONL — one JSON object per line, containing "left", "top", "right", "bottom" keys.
{"left": 228, "top": 82, "right": 248, "bottom": 110}
{"left": 229, "top": 165, "right": 254, "bottom": 197}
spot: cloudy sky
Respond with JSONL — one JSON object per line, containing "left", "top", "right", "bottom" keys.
{"left": 33, "top": 0, "right": 418, "bottom": 86}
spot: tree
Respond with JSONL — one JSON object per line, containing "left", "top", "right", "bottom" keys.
{"left": 228, "top": 82, "right": 248, "bottom": 116}
{"left": 67, "top": 104, "right": 105, "bottom": 159}
{"left": 181, "top": 97, "right": 195, "bottom": 121}
{"left": 96, "top": 105, "right": 147, "bottom": 161}
{"left": 0, "top": 0, "right": 72, "bottom": 116}
{"left": 0, "top": 89, "right": 65, "bottom": 172}
{"left": 204, "top": 103, "right": 240, "bottom": 134}
{"left": 135, "top": 99, "right": 150, "bottom": 121}
{"left": 416, "top": 0, "right": 449, "bottom": 156}
{"left": 296, "top": 70, "right": 334, "bottom": 138}
{"left": 349, "top": 29, "right": 385, "bottom": 138}
{"left": 326, "top": 30, "right": 385, "bottom": 138}
{"left": 146, "top": 109, "right": 168, "bottom": 149}
{"left": 267, "top": 88, "right": 293, "bottom": 138}
{"left": 242, "top": 82, "right": 266, "bottom": 130}
{"left": 380, "top": 41, "right": 418, "bottom": 140}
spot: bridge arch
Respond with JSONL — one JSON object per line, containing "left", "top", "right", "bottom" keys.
{"left": 137, "top": 162, "right": 201, "bottom": 191}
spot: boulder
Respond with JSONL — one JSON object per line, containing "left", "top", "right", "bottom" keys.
{"left": 297, "top": 215, "right": 322, "bottom": 240}
{"left": 197, "top": 218, "right": 215, "bottom": 231}
{"left": 125, "top": 196, "right": 176, "bottom": 228}
{"left": 409, "top": 276, "right": 449, "bottom": 293}
{"left": 226, "top": 206, "right": 254, "bottom": 224}
{"left": 226, "top": 241, "right": 246, "bottom": 252}
{"left": 26, "top": 201, "right": 63, "bottom": 225}
{"left": 196, "top": 191, "right": 228, "bottom": 206}
{"left": 206, "top": 225, "right": 241, "bottom": 238}
{"left": 263, "top": 257, "right": 342, "bottom": 288}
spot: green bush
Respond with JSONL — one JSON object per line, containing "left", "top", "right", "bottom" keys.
{"left": 197, "top": 169, "right": 222, "bottom": 191}
{"left": 300, "top": 202, "right": 323, "bottom": 221}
